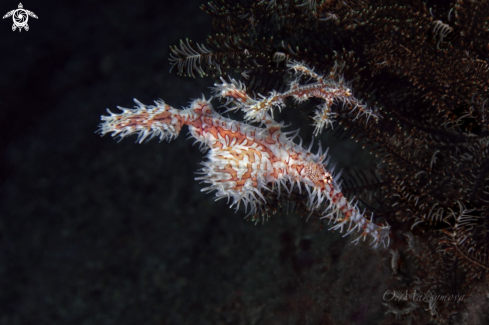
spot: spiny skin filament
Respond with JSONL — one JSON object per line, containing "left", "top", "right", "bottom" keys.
{"left": 213, "top": 61, "right": 381, "bottom": 135}
{"left": 99, "top": 96, "right": 390, "bottom": 248}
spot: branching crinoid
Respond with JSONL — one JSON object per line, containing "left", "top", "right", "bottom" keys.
{"left": 169, "top": 0, "right": 489, "bottom": 322}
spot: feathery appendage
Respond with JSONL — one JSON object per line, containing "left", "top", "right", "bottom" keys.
{"left": 169, "top": 39, "right": 214, "bottom": 78}
{"left": 98, "top": 94, "right": 390, "bottom": 248}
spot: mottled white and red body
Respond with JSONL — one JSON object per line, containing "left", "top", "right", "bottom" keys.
{"left": 98, "top": 61, "right": 390, "bottom": 247}
{"left": 99, "top": 98, "right": 389, "bottom": 247}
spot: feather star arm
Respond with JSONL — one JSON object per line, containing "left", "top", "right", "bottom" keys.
{"left": 98, "top": 79, "right": 390, "bottom": 248}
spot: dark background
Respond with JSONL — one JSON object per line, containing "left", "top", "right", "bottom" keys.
{"left": 1, "top": 1, "right": 392, "bottom": 324}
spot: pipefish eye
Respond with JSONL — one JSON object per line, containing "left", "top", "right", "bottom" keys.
{"left": 323, "top": 173, "right": 333, "bottom": 184}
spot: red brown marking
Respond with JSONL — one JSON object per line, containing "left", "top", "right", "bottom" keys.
{"left": 264, "top": 127, "right": 280, "bottom": 144}
{"left": 192, "top": 101, "right": 213, "bottom": 116}
{"left": 116, "top": 110, "right": 185, "bottom": 135}
{"left": 226, "top": 89, "right": 249, "bottom": 102}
